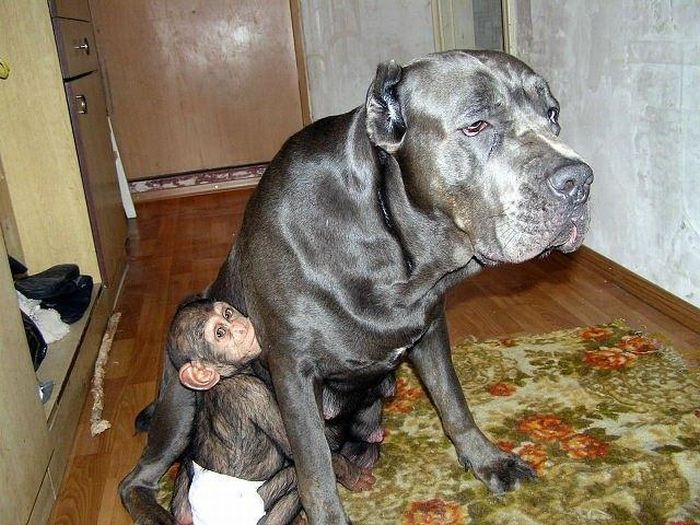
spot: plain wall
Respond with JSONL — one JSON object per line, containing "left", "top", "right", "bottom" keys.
{"left": 299, "top": 0, "right": 436, "bottom": 120}
{"left": 510, "top": 0, "right": 700, "bottom": 307}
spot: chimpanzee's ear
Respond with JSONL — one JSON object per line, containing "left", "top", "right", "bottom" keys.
{"left": 365, "top": 60, "right": 406, "bottom": 154}
{"left": 179, "top": 361, "right": 221, "bottom": 391}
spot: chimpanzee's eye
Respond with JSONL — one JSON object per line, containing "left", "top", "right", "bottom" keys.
{"left": 223, "top": 307, "right": 234, "bottom": 320}
{"left": 548, "top": 107, "right": 559, "bottom": 124}
{"left": 215, "top": 325, "right": 227, "bottom": 339}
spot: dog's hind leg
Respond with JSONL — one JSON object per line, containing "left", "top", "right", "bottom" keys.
{"left": 341, "top": 396, "right": 384, "bottom": 469}
{"left": 119, "top": 363, "right": 196, "bottom": 524}
{"left": 134, "top": 402, "right": 156, "bottom": 432}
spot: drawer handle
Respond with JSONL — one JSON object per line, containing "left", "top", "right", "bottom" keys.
{"left": 74, "top": 38, "right": 90, "bottom": 55}
{"left": 75, "top": 94, "right": 88, "bottom": 114}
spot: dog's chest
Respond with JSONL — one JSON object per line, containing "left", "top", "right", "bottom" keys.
{"left": 371, "top": 344, "right": 411, "bottom": 368}
{"left": 322, "top": 346, "right": 408, "bottom": 419}
{"left": 327, "top": 344, "right": 409, "bottom": 383}
{"left": 388, "top": 345, "right": 408, "bottom": 364}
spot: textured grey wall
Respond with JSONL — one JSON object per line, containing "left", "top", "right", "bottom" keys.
{"left": 300, "top": 0, "right": 435, "bottom": 120}
{"left": 510, "top": 0, "right": 700, "bottom": 307}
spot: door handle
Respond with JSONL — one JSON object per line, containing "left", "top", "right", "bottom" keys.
{"left": 74, "top": 38, "right": 90, "bottom": 55}
{"left": 75, "top": 94, "right": 88, "bottom": 114}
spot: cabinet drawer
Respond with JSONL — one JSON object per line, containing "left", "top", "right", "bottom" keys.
{"left": 65, "top": 73, "right": 127, "bottom": 286}
{"left": 49, "top": 0, "right": 91, "bottom": 21}
{"left": 53, "top": 18, "right": 97, "bottom": 79}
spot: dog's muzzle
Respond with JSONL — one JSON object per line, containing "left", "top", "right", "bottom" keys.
{"left": 547, "top": 162, "right": 594, "bottom": 207}
{"left": 547, "top": 161, "right": 593, "bottom": 253}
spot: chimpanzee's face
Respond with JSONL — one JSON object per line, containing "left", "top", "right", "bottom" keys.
{"left": 203, "top": 301, "right": 260, "bottom": 365}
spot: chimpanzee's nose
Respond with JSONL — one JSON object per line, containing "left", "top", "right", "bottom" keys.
{"left": 547, "top": 162, "right": 593, "bottom": 204}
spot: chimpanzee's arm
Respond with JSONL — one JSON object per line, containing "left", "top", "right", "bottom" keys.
{"left": 256, "top": 455, "right": 373, "bottom": 515}
{"left": 244, "top": 376, "right": 375, "bottom": 493}
{"left": 256, "top": 489, "right": 302, "bottom": 525}
{"left": 257, "top": 465, "right": 297, "bottom": 509}
{"left": 239, "top": 375, "right": 295, "bottom": 458}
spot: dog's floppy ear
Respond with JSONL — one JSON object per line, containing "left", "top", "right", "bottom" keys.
{"left": 365, "top": 60, "right": 406, "bottom": 153}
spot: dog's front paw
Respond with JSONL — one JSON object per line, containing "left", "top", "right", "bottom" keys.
{"left": 471, "top": 453, "right": 536, "bottom": 494}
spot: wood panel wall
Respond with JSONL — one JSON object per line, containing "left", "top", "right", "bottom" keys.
{"left": 90, "top": 0, "right": 305, "bottom": 180}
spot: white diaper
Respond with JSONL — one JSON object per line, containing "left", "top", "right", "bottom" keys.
{"left": 189, "top": 461, "right": 266, "bottom": 525}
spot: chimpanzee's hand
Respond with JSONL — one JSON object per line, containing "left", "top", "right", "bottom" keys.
{"left": 341, "top": 467, "right": 376, "bottom": 492}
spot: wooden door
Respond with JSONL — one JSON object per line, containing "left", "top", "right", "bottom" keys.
{"left": 0, "top": 229, "right": 52, "bottom": 524}
{"left": 90, "top": 0, "right": 304, "bottom": 180}
{"left": 65, "top": 72, "right": 127, "bottom": 286}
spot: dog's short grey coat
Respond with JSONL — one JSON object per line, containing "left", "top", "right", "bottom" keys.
{"left": 120, "top": 50, "right": 592, "bottom": 524}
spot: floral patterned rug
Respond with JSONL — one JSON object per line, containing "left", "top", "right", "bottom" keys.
{"left": 159, "top": 322, "right": 700, "bottom": 524}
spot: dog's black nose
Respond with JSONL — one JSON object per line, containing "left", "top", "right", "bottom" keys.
{"left": 547, "top": 162, "right": 593, "bottom": 204}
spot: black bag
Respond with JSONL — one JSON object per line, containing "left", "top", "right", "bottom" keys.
{"left": 14, "top": 263, "right": 79, "bottom": 299}
{"left": 8, "top": 255, "right": 27, "bottom": 276}
{"left": 14, "top": 264, "right": 93, "bottom": 324}
{"left": 42, "top": 275, "right": 93, "bottom": 324}
{"left": 22, "top": 312, "right": 47, "bottom": 370}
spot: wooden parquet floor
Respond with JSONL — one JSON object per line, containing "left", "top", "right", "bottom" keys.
{"left": 47, "top": 189, "right": 699, "bottom": 524}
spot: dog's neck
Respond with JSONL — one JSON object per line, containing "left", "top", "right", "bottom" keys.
{"left": 372, "top": 145, "right": 480, "bottom": 306}
{"left": 347, "top": 109, "right": 471, "bottom": 267}
{"left": 339, "top": 108, "right": 481, "bottom": 319}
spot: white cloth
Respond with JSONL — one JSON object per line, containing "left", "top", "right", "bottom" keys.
{"left": 16, "top": 291, "right": 69, "bottom": 344}
{"left": 189, "top": 461, "right": 266, "bottom": 525}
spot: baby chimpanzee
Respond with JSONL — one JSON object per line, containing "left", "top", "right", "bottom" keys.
{"left": 166, "top": 297, "right": 374, "bottom": 525}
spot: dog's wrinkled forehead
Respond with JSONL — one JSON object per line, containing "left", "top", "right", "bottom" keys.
{"left": 399, "top": 50, "right": 557, "bottom": 125}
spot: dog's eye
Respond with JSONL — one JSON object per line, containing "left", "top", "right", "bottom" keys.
{"left": 548, "top": 107, "right": 559, "bottom": 124}
{"left": 462, "top": 120, "right": 489, "bottom": 137}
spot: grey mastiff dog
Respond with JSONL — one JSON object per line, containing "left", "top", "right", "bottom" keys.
{"left": 120, "top": 50, "right": 592, "bottom": 524}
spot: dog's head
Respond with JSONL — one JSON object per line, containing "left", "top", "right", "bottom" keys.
{"left": 365, "top": 50, "right": 592, "bottom": 265}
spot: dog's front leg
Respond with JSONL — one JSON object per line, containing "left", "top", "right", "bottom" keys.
{"left": 268, "top": 356, "right": 351, "bottom": 524}
{"left": 408, "top": 310, "right": 536, "bottom": 494}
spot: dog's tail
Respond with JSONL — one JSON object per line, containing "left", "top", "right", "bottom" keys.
{"left": 134, "top": 402, "right": 155, "bottom": 433}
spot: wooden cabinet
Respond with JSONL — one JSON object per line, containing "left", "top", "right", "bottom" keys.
{"left": 0, "top": 1, "right": 127, "bottom": 523}
{"left": 0, "top": 233, "right": 52, "bottom": 525}
{"left": 53, "top": 0, "right": 127, "bottom": 288}
{"left": 50, "top": 0, "right": 92, "bottom": 21}
{"left": 65, "top": 67, "right": 127, "bottom": 286}
{"left": 52, "top": 18, "right": 98, "bottom": 79}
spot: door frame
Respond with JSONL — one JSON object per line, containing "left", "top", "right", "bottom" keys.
{"left": 430, "top": 0, "right": 509, "bottom": 53}
{"left": 290, "top": 0, "right": 312, "bottom": 125}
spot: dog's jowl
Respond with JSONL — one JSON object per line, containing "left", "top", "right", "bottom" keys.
{"left": 120, "top": 50, "right": 592, "bottom": 525}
